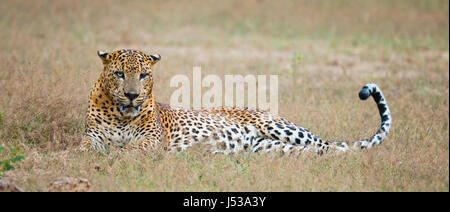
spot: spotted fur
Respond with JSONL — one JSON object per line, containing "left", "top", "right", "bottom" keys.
{"left": 81, "top": 49, "right": 392, "bottom": 155}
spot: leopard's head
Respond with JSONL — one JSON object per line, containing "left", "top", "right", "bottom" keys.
{"left": 97, "top": 49, "right": 161, "bottom": 117}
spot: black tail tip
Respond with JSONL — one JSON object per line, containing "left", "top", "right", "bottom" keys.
{"left": 359, "top": 87, "right": 371, "bottom": 100}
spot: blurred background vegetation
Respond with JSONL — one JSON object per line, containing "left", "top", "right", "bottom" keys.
{"left": 0, "top": 0, "right": 448, "bottom": 191}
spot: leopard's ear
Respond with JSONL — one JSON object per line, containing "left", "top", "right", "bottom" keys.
{"left": 97, "top": 50, "right": 109, "bottom": 64}
{"left": 149, "top": 54, "right": 161, "bottom": 65}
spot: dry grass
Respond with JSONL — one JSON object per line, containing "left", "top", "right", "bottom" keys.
{"left": 0, "top": 0, "right": 448, "bottom": 191}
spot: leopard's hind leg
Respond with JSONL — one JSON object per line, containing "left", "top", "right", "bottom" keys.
{"left": 255, "top": 118, "right": 331, "bottom": 154}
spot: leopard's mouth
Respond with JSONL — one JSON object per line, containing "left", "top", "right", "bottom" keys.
{"left": 118, "top": 103, "right": 142, "bottom": 117}
{"left": 119, "top": 104, "right": 141, "bottom": 113}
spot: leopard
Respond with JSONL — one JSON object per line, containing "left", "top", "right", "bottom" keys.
{"left": 81, "top": 49, "right": 392, "bottom": 155}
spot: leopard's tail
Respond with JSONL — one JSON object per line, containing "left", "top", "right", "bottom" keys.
{"left": 333, "top": 83, "right": 392, "bottom": 151}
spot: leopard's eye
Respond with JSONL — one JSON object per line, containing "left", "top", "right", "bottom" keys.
{"left": 140, "top": 73, "right": 149, "bottom": 80}
{"left": 115, "top": 71, "right": 125, "bottom": 79}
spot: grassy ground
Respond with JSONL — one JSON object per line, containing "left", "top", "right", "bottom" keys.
{"left": 0, "top": 0, "right": 448, "bottom": 191}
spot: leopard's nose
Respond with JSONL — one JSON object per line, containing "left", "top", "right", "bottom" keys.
{"left": 124, "top": 92, "right": 139, "bottom": 101}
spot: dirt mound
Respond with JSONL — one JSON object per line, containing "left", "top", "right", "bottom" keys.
{"left": 0, "top": 179, "right": 23, "bottom": 192}
{"left": 48, "top": 177, "right": 91, "bottom": 192}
